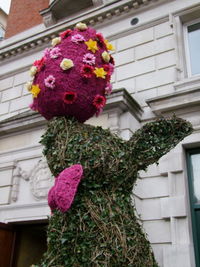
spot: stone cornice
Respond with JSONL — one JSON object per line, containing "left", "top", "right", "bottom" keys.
{"left": 0, "top": 88, "right": 142, "bottom": 136}
{"left": 0, "top": 0, "right": 156, "bottom": 61}
{"left": 147, "top": 87, "right": 200, "bottom": 115}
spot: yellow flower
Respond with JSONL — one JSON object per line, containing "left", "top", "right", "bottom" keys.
{"left": 29, "top": 66, "right": 37, "bottom": 77}
{"left": 94, "top": 67, "right": 107, "bottom": 79}
{"left": 75, "top": 22, "right": 87, "bottom": 30}
{"left": 31, "top": 85, "right": 41, "bottom": 98}
{"left": 25, "top": 81, "right": 33, "bottom": 91}
{"left": 104, "top": 40, "right": 115, "bottom": 51}
{"left": 60, "top": 58, "right": 74, "bottom": 70}
{"left": 85, "top": 39, "right": 98, "bottom": 53}
{"left": 102, "top": 51, "right": 110, "bottom": 63}
{"left": 51, "top": 37, "right": 61, "bottom": 47}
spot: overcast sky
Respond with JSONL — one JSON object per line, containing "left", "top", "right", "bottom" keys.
{"left": 0, "top": 0, "right": 11, "bottom": 14}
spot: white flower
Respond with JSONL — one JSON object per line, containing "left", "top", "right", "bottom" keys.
{"left": 25, "top": 81, "right": 33, "bottom": 91}
{"left": 60, "top": 58, "right": 74, "bottom": 70}
{"left": 51, "top": 37, "right": 61, "bottom": 47}
{"left": 102, "top": 51, "right": 110, "bottom": 63}
{"left": 75, "top": 22, "right": 87, "bottom": 31}
{"left": 29, "top": 66, "right": 37, "bottom": 77}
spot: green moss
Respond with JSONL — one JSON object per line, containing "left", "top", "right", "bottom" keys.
{"left": 38, "top": 116, "right": 192, "bottom": 267}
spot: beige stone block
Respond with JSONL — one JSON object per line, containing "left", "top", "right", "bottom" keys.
{"left": 161, "top": 196, "right": 186, "bottom": 218}
{"left": 0, "top": 77, "right": 14, "bottom": 90}
{"left": 9, "top": 94, "right": 32, "bottom": 112}
{"left": 0, "top": 102, "right": 9, "bottom": 115}
{"left": 156, "top": 50, "right": 176, "bottom": 70}
{"left": 0, "top": 128, "right": 44, "bottom": 152}
{"left": 115, "top": 48, "right": 134, "bottom": 66}
{"left": 143, "top": 220, "right": 171, "bottom": 243}
{"left": 154, "top": 21, "right": 173, "bottom": 39}
{"left": 163, "top": 245, "right": 192, "bottom": 267}
{"left": 117, "top": 57, "right": 155, "bottom": 81}
{"left": 133, "top": 87, "right": 157, "bottom": 107}
{"left": 134, "top": 176, "right": 169, "bottom": 199}
{"left": 113, "top": 77, "right": 135, "bottom": 93}
{"left": 135, "top": 36, "right": 174, "bottom": 60}
{"left": 117, "top": 27, "right": 153, "bottom": 51}
{"left": 139, "top": 198, "right": 162, "bottom": 220}
{"left": 135, "top": 67, "right": 176, "bottom": 91}
{"left": 2, "top": 86, "right": 22, "bottom": 102}
{"left": 0, "top": 169, "right": 13, "bottom": 187}
{"left": 0, "top": 186, "right": 11, "bottom": 204}
{"left": 14, "top": 71, "right": 30, "bottom": 86}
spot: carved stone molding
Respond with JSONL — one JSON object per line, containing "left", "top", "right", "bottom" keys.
{"left": 0, "top": 0, "right": 156, "bottom": 61}
{"left": 11, "top": 161, "right": 29, "bottom": 202}
{"left": 29, "top": 159, "right": 54, "bottom": 200}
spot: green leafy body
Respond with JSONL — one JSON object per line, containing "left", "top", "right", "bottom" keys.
{"left": 39, "top": 116, "right": 192, "bottom": 267}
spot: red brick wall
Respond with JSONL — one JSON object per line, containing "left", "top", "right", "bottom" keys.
{"left": 5, "top": 0, "right": 49, "bottom": 38}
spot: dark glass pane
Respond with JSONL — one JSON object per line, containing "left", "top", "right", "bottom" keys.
{"left": 191, "top": 154, "right": 200, "bottom": 203}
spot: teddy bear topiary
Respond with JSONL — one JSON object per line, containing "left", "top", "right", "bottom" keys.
{"left": 27, "top": 23, "right": 193, "bottom": 267}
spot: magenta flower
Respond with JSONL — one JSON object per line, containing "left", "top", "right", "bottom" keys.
{"left": 83, "top": 53, "right": 96, "bottom": 65}
{"left": 63, "top": 91, "right": 77, "bottom": 104}
{"left": 93, "top": 95, "right": 106, "bottom": 109}
{"left": 59, "top": 29, "right": 72, "bottom": 39}
{"left": 50, "top": 47, "right": 61, "bottom": 59}
{"left": 44, "top": 75, "right": 56, "bottom": 89}
{"left": 71, "top": 34, "right": 85, "bottom": 44}
{"left": 81, "top": 64, "right": 94, "bottom": 78}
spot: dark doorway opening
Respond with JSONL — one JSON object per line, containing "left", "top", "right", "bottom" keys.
{"left": 0, "top": 222, "right": 47, "bottom": 267}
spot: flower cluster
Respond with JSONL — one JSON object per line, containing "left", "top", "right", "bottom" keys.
{"left": 28, "top": 22, "right": 115, "bottom": 122}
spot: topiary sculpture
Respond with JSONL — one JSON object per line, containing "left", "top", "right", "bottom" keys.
{"left": 27, "top": 23, "right": 193, "bottom": 267}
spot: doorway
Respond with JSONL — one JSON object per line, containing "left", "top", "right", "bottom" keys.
{"left": 0, "top": 222, "right": 47, "bottom": 267}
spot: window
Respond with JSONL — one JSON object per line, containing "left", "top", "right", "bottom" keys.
{"left": 0, "top": 26, "right": 5, "bottom": 41}
{"left": 184, "top": 19, "right": 200, "bottom": 77}
{"left": 187, "top": 149, "right": 200, "bottom": 267}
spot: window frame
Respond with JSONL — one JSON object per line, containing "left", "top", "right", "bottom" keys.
{"left": 183, "top": 18, "right": 200, "bottom": 78}
{"left": 186, "top": 148, "right": 200, "bottom": 267}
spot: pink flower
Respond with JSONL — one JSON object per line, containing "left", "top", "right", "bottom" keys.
{"left": 45, "top": 75, "right": 56, "bottom": 89}
{"left": 83, "top": 53, "right": 96, "bottom": 65}
{"left": 50, "top": 47, "right": 61, "bottom": 59}
{"left": 93, "top": 95, "right": 106, "bottom": 109}
{"left": 105, "top": 83, "right": 112, "bottom": 95}
{"left": 43, "top": 48, "right": 51, "bottom": 58}
{"left": 63, "top": 91, "right": 77, "bottom": 104}
{"left": 102, "top": 64, "right": 114, "bottom": 76}
{"left": 71, "top": 34, "right": 85, "bottom": 44}
{"left": 59, "top": 29, "right": 72, "bottom": 39}
{"left": 33, "top": 57, "right": 45, "bottom": 71}
{"left": 81, "top": 64, "right": 94, "bottom": 78}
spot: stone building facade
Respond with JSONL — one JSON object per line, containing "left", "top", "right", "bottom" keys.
{"left": 0, "top": 0, "right": 200, "bottom": 266}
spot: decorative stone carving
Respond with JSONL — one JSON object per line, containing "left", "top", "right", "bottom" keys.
{"left": 11, "top": 161, "right": 29, "bottom": 202}
{"left": 29, "top": 159, "right": 54, "bottom": 200}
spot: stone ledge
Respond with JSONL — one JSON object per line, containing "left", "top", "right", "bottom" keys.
{"left": 147, "top": 87, "right": 200, "bottom": 115}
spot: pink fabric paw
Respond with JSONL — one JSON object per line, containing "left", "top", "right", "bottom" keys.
{"left": 48, "top": 164, "right": 83, "bottom": 213}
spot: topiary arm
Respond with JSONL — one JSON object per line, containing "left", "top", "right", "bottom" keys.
{"left": 128, "top": 117, "right": 193, "bottom": 171}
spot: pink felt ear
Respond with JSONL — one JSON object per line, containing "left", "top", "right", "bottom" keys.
{"left": 48, "top": 164, "right": 83, "bottom": 213}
